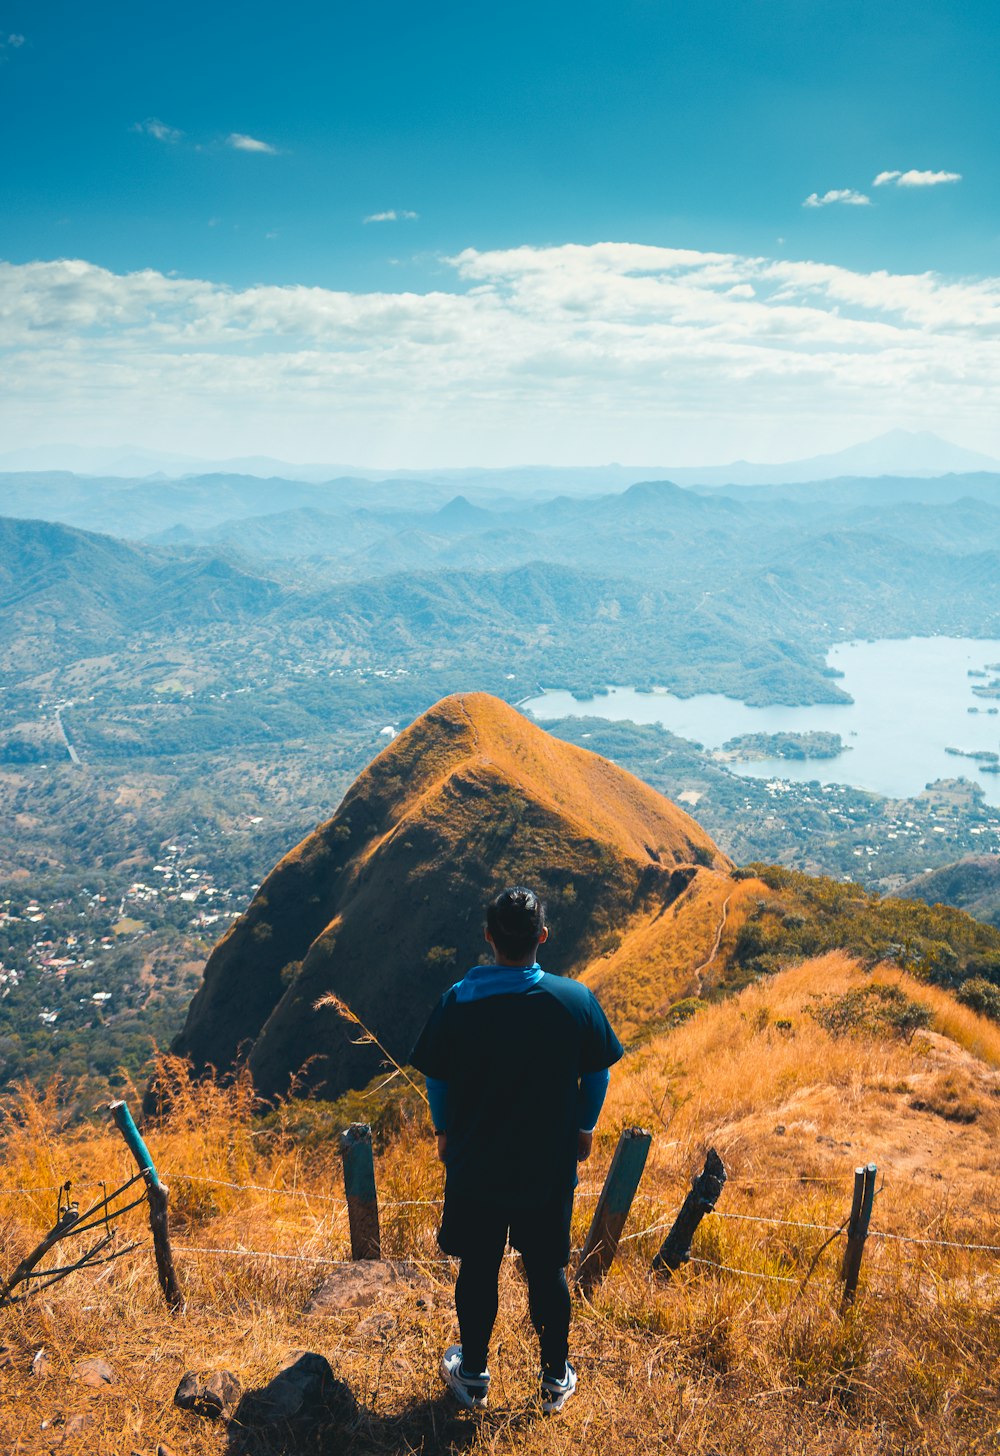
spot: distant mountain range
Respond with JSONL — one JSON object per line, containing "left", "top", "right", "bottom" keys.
{"left": 5, "top": 462, "right": 1000, "bottom": 572}
{"left": 2, "top": 429, "right": 998, "bottom": 490}
{"left": 4, "top": 469, "right": 1000, "bottom": 710}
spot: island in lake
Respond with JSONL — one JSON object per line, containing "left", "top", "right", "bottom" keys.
{"left": 714, "top": 730, "right": 849, "bottom": 763}
{"left": 945, "top": 747, "right": 1000, "bottom": 763}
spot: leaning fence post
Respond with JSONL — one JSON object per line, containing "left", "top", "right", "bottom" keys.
{"left": 652, "top": 1148, "right": 727, "bottom": 1275}
{"left": 576, "top": 1126, "right": 652, "bottom": 1296}
{"left": 840, "top": 1162, "right": 876, "bottom": 1309}
{"left": 340, "top": 1123, "right": 381, "bottom": 1260}
{"left": 108, "top": 1100, "right": 185, "bottom": 1313}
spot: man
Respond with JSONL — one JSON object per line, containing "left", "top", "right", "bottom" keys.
{"left": 409, "top": 885, "right": 623, "bottom": 1415}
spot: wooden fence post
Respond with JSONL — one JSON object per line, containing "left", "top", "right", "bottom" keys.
{"left": 652, "top": 1148, "right": 727, "bottom": 1275}
{"left": 840, "top": 1162, "right": 876, "bottom": 1309}
{"left": 340, "top": 1123, "right": 381, "bottom": 1260}
{"left": 576, "top": 1126, "right": 652, "bottom": 1296}
{"left": 108, "top": 1100, "right": 185, "bottom": 1314}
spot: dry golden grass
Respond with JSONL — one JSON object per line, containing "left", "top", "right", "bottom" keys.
{"left": 581, "top": 872, "right": 774, "bottom": 1038}
{"left": 2, "top": 961, "right": 1000, "bottom": 1455}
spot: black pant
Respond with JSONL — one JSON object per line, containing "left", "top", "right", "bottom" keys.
{"left": 438, "top": 1186, "right": 574, "bottom": 1378}
{"left": 455, "top": 1248, "right": 570, "bottom": 1376}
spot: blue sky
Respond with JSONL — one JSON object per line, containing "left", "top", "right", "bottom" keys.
{"left": 1, "top": 1, "right": 998, "bottom": 465}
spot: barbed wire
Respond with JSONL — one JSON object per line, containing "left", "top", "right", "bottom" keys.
{"left": 176, "top": 1243, "right": 455, "bottom": 1268}
{"left": 0, "top": 1182, "right": 106, "bottom": 1196}
{"left": 869, "top": 1229, "right": 1000, "bottom": 1254}
{"left": 174, "top": 1173, "right": 343, "bottom": 1203}
{"left": 620, "top": 1209, "right": 1000, "bottom": 1260}
{"left": 714, "top": 1210, "right": 844, "bottom": 1234}
{"left": 688, "top": 1256, "right": 799, "bottom": 1285}
{"left": 172, "top": 1173, "right": 443, "bottom": 1209}
{"left": 619, "top": 1218, "right": 674, "bottom": 1244}
{"left": 726, "top": 1175, "right": 853, "bottom": 1186}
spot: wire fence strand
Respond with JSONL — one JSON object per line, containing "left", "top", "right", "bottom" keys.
{"left": 175, "top": 1243, "right": 457, "bottom": 1268}
{"left": 688, "top": 1256, "right": 800, "bottom": 1285}
{"left": 714, "top": 1210, "right": 845, "bottom": 1235}
{"left": 869, "top": 1229, "right": 1000, "bottom": 1254}
{"left": 0, "top": 1182, "right": 106, "bottom": 1196}
{"left": 172, "top": 1173, "right": 444, "bottom": 1209}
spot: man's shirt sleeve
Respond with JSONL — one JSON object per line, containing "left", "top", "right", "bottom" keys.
{"left": 425, "top": 1076, "right": 449, "bottom": 1132}
{"left": 577, "top": 1066, "right": 610, "bottom": 1131}
{"left": 409, "top": 994, "right": 453, "bottom": 1080}
{"left": 579, "top": 989, "right": 624, "bottom": 1074}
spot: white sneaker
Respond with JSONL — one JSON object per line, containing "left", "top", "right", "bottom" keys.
{"left": 440, "top": 1345, "right": 490, "bottom": 1410}
{"left": 540, "top": 1361, "right": 577, "bottom": 1414}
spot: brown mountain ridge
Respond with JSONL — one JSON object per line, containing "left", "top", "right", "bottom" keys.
{"left": 167, "top": 691, "right": 738, "bottom": 1100}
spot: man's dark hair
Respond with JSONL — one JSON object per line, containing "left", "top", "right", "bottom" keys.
{"left": 486, "top": 886, "right": 546, "bottom": 959}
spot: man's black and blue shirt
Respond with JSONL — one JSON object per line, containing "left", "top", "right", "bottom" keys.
{"left": 410, "top": 964, "right": 624, "bottom": 1207}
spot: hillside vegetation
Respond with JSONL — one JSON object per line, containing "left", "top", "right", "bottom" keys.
{"left": 901, "top": 854, "right": 1000, "bottom": 928}
{"left": 2, "top": 954, "right": 999, "bottom": 1454}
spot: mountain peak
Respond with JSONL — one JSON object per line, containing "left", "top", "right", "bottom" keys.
{"left": 433, "top": 495, "right": 495, "bottom": 531}
{"left": 165, "top": 692, "right": 727, "bottom": 1101}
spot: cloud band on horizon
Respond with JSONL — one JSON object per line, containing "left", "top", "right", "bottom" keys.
{"left": 2, "top": 243, "right": 998, "bottom": 462}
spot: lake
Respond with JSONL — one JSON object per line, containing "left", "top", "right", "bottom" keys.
{"left": 522, "top": 637, "right": 1000, "bottom": 806}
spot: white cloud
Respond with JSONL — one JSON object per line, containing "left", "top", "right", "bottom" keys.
{"left": 2, "top": 244, "right": 998, "bottom": 463}
{"left": 132, "top": 117, "right": 184, "bottom": 144}
{"left": 803, "top": 189, "right": 871, "bottom": 208}
{"left": 874, "top": 168, "right": 962, "bottom": 188}
{"left": 227, "top": 133, "right": 279, "bottom": 154}
{"left": 5, "top": 33, "right": 25, "bottom": 46}
{"left": 363, "top": 210, "right": 419, "bottom": 223}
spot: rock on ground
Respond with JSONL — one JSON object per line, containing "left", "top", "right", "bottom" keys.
{"left": 174, "top": 1368, "right": 243, "bottom": 1420}
{"left": 306, "top": 1257, "right": 441, "bottom": 1313}
{"left": 73, "top": 1356, "right": 116, "bottom": 1389}
{"left": 233, "top": 1350, "right": 357, "bottom": 1433}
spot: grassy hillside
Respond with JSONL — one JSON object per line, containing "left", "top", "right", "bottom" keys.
{"left": 2, "top": 954, "right": 999, "bottom": 1453}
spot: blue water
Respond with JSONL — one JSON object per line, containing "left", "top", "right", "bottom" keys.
{"left": 522, "top": 637, "right": 1000, "bottom": 806}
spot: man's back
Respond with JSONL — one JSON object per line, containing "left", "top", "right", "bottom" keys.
{"left": 411, "top": 971, "right": 622, "bottom": 1205}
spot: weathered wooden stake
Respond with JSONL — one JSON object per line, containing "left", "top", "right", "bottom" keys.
{"left": 340, "top": 1122, "right": 381, "bottom": 1260}
{"left": 652, "top": 1147, "right": 727, "bottom": 1275}
{"left": 840, "top": 1162, "right": 877, "bottom": 1309}
{"left": 109, "top": 1099, "right": 185, "bottom": 1313}
{"left": 576, "top": 1126, "right": 652, "bottom": 1295}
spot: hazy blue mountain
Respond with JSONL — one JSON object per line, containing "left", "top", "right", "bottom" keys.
{"left": 699, "top": 472, "right": 1000, "bottom": 507}
{"left": 0, "top": 516, "right": 280, "bottom": 667}
{"left": 666, "top": 430, "right": 1000, "bottom": 487}
{"left": 0, "top": 471, "right": 457, "bottom": 540}
{"left": 4, "top": 429, "right": 997, "bottom": 491}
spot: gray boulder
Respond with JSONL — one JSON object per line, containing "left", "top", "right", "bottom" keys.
{"left": 174, "top": 1368, "right": 242, "bottom": 1420}
{"left": 234, "top": 1351, "right": 356, "bottom": 1433}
